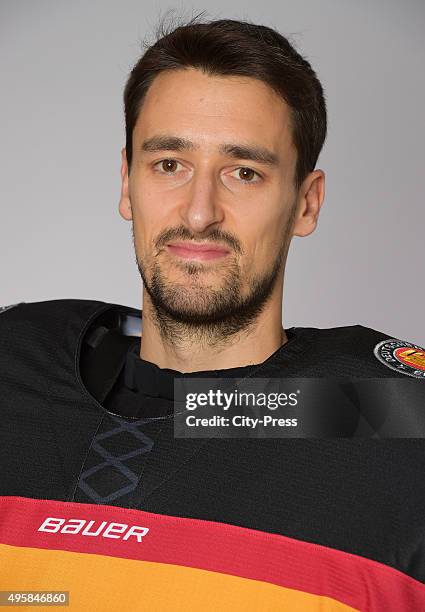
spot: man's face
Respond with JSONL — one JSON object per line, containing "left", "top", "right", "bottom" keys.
{"left": 119, "top": 67, "right": 316, "bottom": 326}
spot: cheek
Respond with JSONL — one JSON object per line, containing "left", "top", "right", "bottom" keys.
{"left": 250, "top": 208, "right": 289, "bottom": 264}
{"left": 129, "top": 211, "right": 154, "bottom": 263}
{"left": 129, "top": 187, "right": 160, "bottom": 246}
{"left": 129, "top": 179, "right": 151, "bottom": 219}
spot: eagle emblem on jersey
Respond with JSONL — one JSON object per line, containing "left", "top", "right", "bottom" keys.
{"left": 374, "top": 338, "right": 425, "bottom": 379}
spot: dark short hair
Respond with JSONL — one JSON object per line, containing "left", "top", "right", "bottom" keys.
{"left": 124, "top": 13, "right": 327, "bottom": 190}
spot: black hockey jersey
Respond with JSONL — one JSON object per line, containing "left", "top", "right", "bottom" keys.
{"left": 1, "top": 299, "right": 425, "bottom": 611}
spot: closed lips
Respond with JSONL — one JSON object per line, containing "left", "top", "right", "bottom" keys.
{"left": 167, "top": 242, "right": 229, "bottom": 253}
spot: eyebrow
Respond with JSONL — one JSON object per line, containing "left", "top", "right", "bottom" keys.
{"left": 141, "top": 135, "right": 280, "bottom": 167}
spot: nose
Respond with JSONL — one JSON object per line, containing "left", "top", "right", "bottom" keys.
{"left": 179, "top": 166, "right": 224, "bottom": 234}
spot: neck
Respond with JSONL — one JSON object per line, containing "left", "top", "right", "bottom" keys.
{"left": 138, "top": 293, "right": 288, "bottom": 374}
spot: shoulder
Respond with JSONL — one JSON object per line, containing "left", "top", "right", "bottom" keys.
{"left": 0, "top": 298, "right": 134, "bottom": 378}
{"left": 0, "top": 298, "right": 140, "bottom": 339}
{"left": 0, "top": 302, "right": 25, "bottom": 315}
{"left": 0, "top": 298, "right": 106, "bottom": 322}
{"left": 292, "top": 323, "right": 425, "bottom": 378}
{"left": 0, "top": 298, "right": 116, "bottom": 344}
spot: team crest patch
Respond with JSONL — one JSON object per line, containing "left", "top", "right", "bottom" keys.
{"left": 374, "top": 338, "right": 425, "bottom": 379}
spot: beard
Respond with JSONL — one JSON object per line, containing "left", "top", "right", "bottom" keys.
{"left": 132, "top": 218, "right": 294, "bottom": 348}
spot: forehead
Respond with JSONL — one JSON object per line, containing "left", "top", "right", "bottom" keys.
{"left": 133, "top": 68, "right": 294, "bottom": 158}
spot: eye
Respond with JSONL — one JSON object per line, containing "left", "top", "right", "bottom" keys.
{"left": 153, "top": 159, "right": 184, "bottom": 174}
{"left": 230, "top": 167, "right": 262, "bottom": 184}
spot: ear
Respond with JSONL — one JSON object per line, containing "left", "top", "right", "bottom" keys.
{"left": 292, "top": 169, "right": 325, "bottom": 237}
{"left": 118, "top": 147, "right": 133, "bottom": 221}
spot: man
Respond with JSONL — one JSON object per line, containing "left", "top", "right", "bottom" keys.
{"left": 1, "top": 15, "right": 424, "bottom": 611}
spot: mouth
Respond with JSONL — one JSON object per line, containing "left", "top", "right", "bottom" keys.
{"left": 166, "top": 241, "right": 230, "bottom": 262}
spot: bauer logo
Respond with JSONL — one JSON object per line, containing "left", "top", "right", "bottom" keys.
{"left": 37, "top": 517, "right": 149, "bottom": 542}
